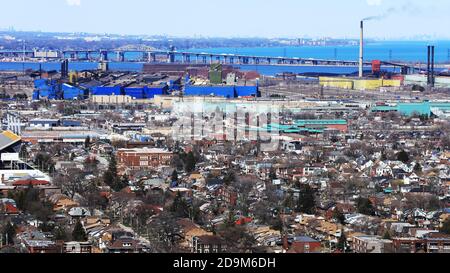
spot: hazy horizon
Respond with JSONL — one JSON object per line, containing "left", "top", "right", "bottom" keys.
{"left": 0, "top": 0, "right": 450, "bottom": 40}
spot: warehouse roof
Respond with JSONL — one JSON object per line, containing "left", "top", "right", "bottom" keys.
{"left": 0, "top": 131, "right": 21, "bottom": 151}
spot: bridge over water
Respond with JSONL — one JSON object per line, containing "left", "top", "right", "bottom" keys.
{"left": 0, "top": 48, "right": 445, "bottom": 72}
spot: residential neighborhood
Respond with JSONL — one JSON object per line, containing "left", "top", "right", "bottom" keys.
{"left": 1, "top": 91, "right": 449, "bottom": 253}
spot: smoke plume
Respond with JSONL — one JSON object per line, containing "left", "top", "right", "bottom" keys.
{"left": 363, "top": 1, "right": 418, "bottom": 21}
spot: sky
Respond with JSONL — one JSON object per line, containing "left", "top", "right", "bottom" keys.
{"left": 0, "top": 0, "right": 449, "bottom": 39}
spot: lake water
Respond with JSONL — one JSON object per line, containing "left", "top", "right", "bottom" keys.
{"left": 189, "top": 41, "right": 450, "bottom": 63}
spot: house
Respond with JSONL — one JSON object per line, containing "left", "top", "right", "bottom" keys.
{"left": 424, "top": 233, "right": 450, "bottom": 253}
{"left": 285, "top": 236, "right": 322, "bottom": 253}
{"left": 177, "top": 219, "right": 212, "bottom": 250}
{"left": 64, "top": 242, "right": 93, "bottom": 253}
{"left": 68, "top": 207, "right": 91, "bottom": 219}
{"left": 0, "top": 198, "right": 19, "bottom": 215}
{"left": 192, "top": 235, "right": 227, "bottom": 253}
{"left": 392, "top": 237, "right": 426, "bottom": 253}
{"left": 218, "top": 186, "right": 238, "bottom": 206}
{"left": 352, "top": 235, "right": 393, "bottom": 253}
{"left": 48, "top": 194, "right": 79, "bottom": 212}
{"left": 23, "top": 240, "right": 62, "bottom": 253}
{"left": 106, "top": 236, "right": 147, "bottom": 253}
{"left": 12, "top": 179, "right": 50, "bottom": 188}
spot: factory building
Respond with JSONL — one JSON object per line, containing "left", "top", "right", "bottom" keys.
{"left": 33, "top": 79, "right": 61, "bottom": 100}
{"left": 61, "top": 83, "right": 88, "bottom": 100}
{"left": 319, "top": 77, "right": 402, "bottom": 91}
{"left": 33, "top": 76, "right": 170, "bottom": 101}
{"left": 267, "top": 120, "right": 348, "bottom": 134}
{"left": 184, "top": 85, "right": 236, "bottom": 98}
{"left": 184, "top": 84, "right": 260, "bottom": 98}
{"left": 123, "top": 85, "right": 169, "bottom": 99}
{"left": 0, "top": 131, "right": 51, "bottom": 183}
{"left": 404, "top": 75, "right": 450, "bottom": 89}
{"left": 371, "top": 102, "right": 450, "bottom": 117}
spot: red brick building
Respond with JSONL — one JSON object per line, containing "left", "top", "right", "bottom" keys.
{"left": 219, "top": 186, "right": 238, "bottom": 206}
{"left": 117, "top": 148, "right": 173, "bottom": 170}
{"left": 285, "top": 236, "right": 322, "bottom": 253}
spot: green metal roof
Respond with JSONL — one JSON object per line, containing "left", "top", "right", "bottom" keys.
{"left": 371, "top": 106, "right": 397, "bottom": 112}
{"left": 371, "top": 102, "right": 450, "bottom": 117}
{"left": 294, "top": 119, "right": 348, "bottom": 126}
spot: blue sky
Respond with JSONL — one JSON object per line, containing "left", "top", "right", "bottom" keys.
{"left": 1, "top": 0, "right": 449, "bottom": 39}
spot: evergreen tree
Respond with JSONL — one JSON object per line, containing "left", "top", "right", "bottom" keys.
{"left": 296, "top": 184, "right": 316, "bottom": 214}
{"left": 171, "top": 170, "right": 178, "bottom": 182}
{"left": 104, "top": 154, "right": 120, "bottom": 190}
{"left": 383, "top": 230, "right": 392, "bottom": 240}
{"left": 54, "top": 226, "right": 68, "bottom": 241}
{"left": 223, "top": 209, "right": 236, "bottom": 228}
{"left": 413, "top": 163, "right": 422, "bottom": 173}
{"left": 336, "top": 230, "right": 347, "bottom": 252}
{"left": 1, "top": 222, "right": 16, "bottom": 245}
{"left": 170, "top": 192, "right": 189, "bottom": 218}
{"left": 397, "top": 150, "right": 410, "bottom": 163}
{"left": 333, "top": 208, "right": 346, "bottom": 225}
{"left": 112, "top": 175, "right": 129, "bottom": 192}
{"left": 441, "top": 218, "right": 450, "bottom": 235}
{"left": 356, "top": 197, "right": 375, "bottom": 216}
{"left": 269, "top": 168, "right": 277, "bottom": 180}
{"left": 108, "top": 154, "right": 118, "bottom": 175}
{"left": 84, "top": 136, "right": 91, "bottom": 149}
{"left": 223, "top": 171, "right": 235, "bottom": 186}
{"left": 72, "top": 220, "right": 87, "bottom": 242}
{"left": 184, "top": 151, "right": 196, "bottom": 173}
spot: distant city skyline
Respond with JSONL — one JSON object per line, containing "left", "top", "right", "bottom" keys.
{"left": 0, "top": 0, "right": 449, "bottom": 40}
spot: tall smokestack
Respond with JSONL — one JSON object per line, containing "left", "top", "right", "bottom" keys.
{"left": 431, "top": 45, "right": 435, "bottom": 88}
{"left": 359, "top": 21, "right": 364, "bottom": 78}
{"left": 427, "top": 45, "right": 431, "bottom": 85}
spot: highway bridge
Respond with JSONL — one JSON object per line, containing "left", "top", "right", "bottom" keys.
{"left": 0, "top": 48, "right": 446, "bottom": 71}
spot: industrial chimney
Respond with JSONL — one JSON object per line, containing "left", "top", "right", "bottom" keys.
{"left": 359, "top": 21, "right": 364, "bottom": 78}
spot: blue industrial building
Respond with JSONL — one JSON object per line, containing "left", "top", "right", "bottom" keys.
{"left": 144, "top": 86, "right": 168, "bottom": 98}
{"left": 33, "top": 79, "right": 61, "bottom": 100}
{"left": 184, "top": 86, "right": 236, "bottom": 98}
{"left": 122, "top": 85, "right": 168, "bottom": 99}
{"left": 33, "top": 78, "right": 168, "bottom": 101}
{"left": 235, "top": 86, "right": 260, "bottom": 97}
{"left": 32, "top": 76, "right": 257, "bottom": 101}
{"left": 184, "top": 85, "right": 260, "bottom": 98}
{"left": 91, "top": 86, "right": 122, "bottom": 96}
{"left": 62, "top": 84, "right": 87, "bottom": 100}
